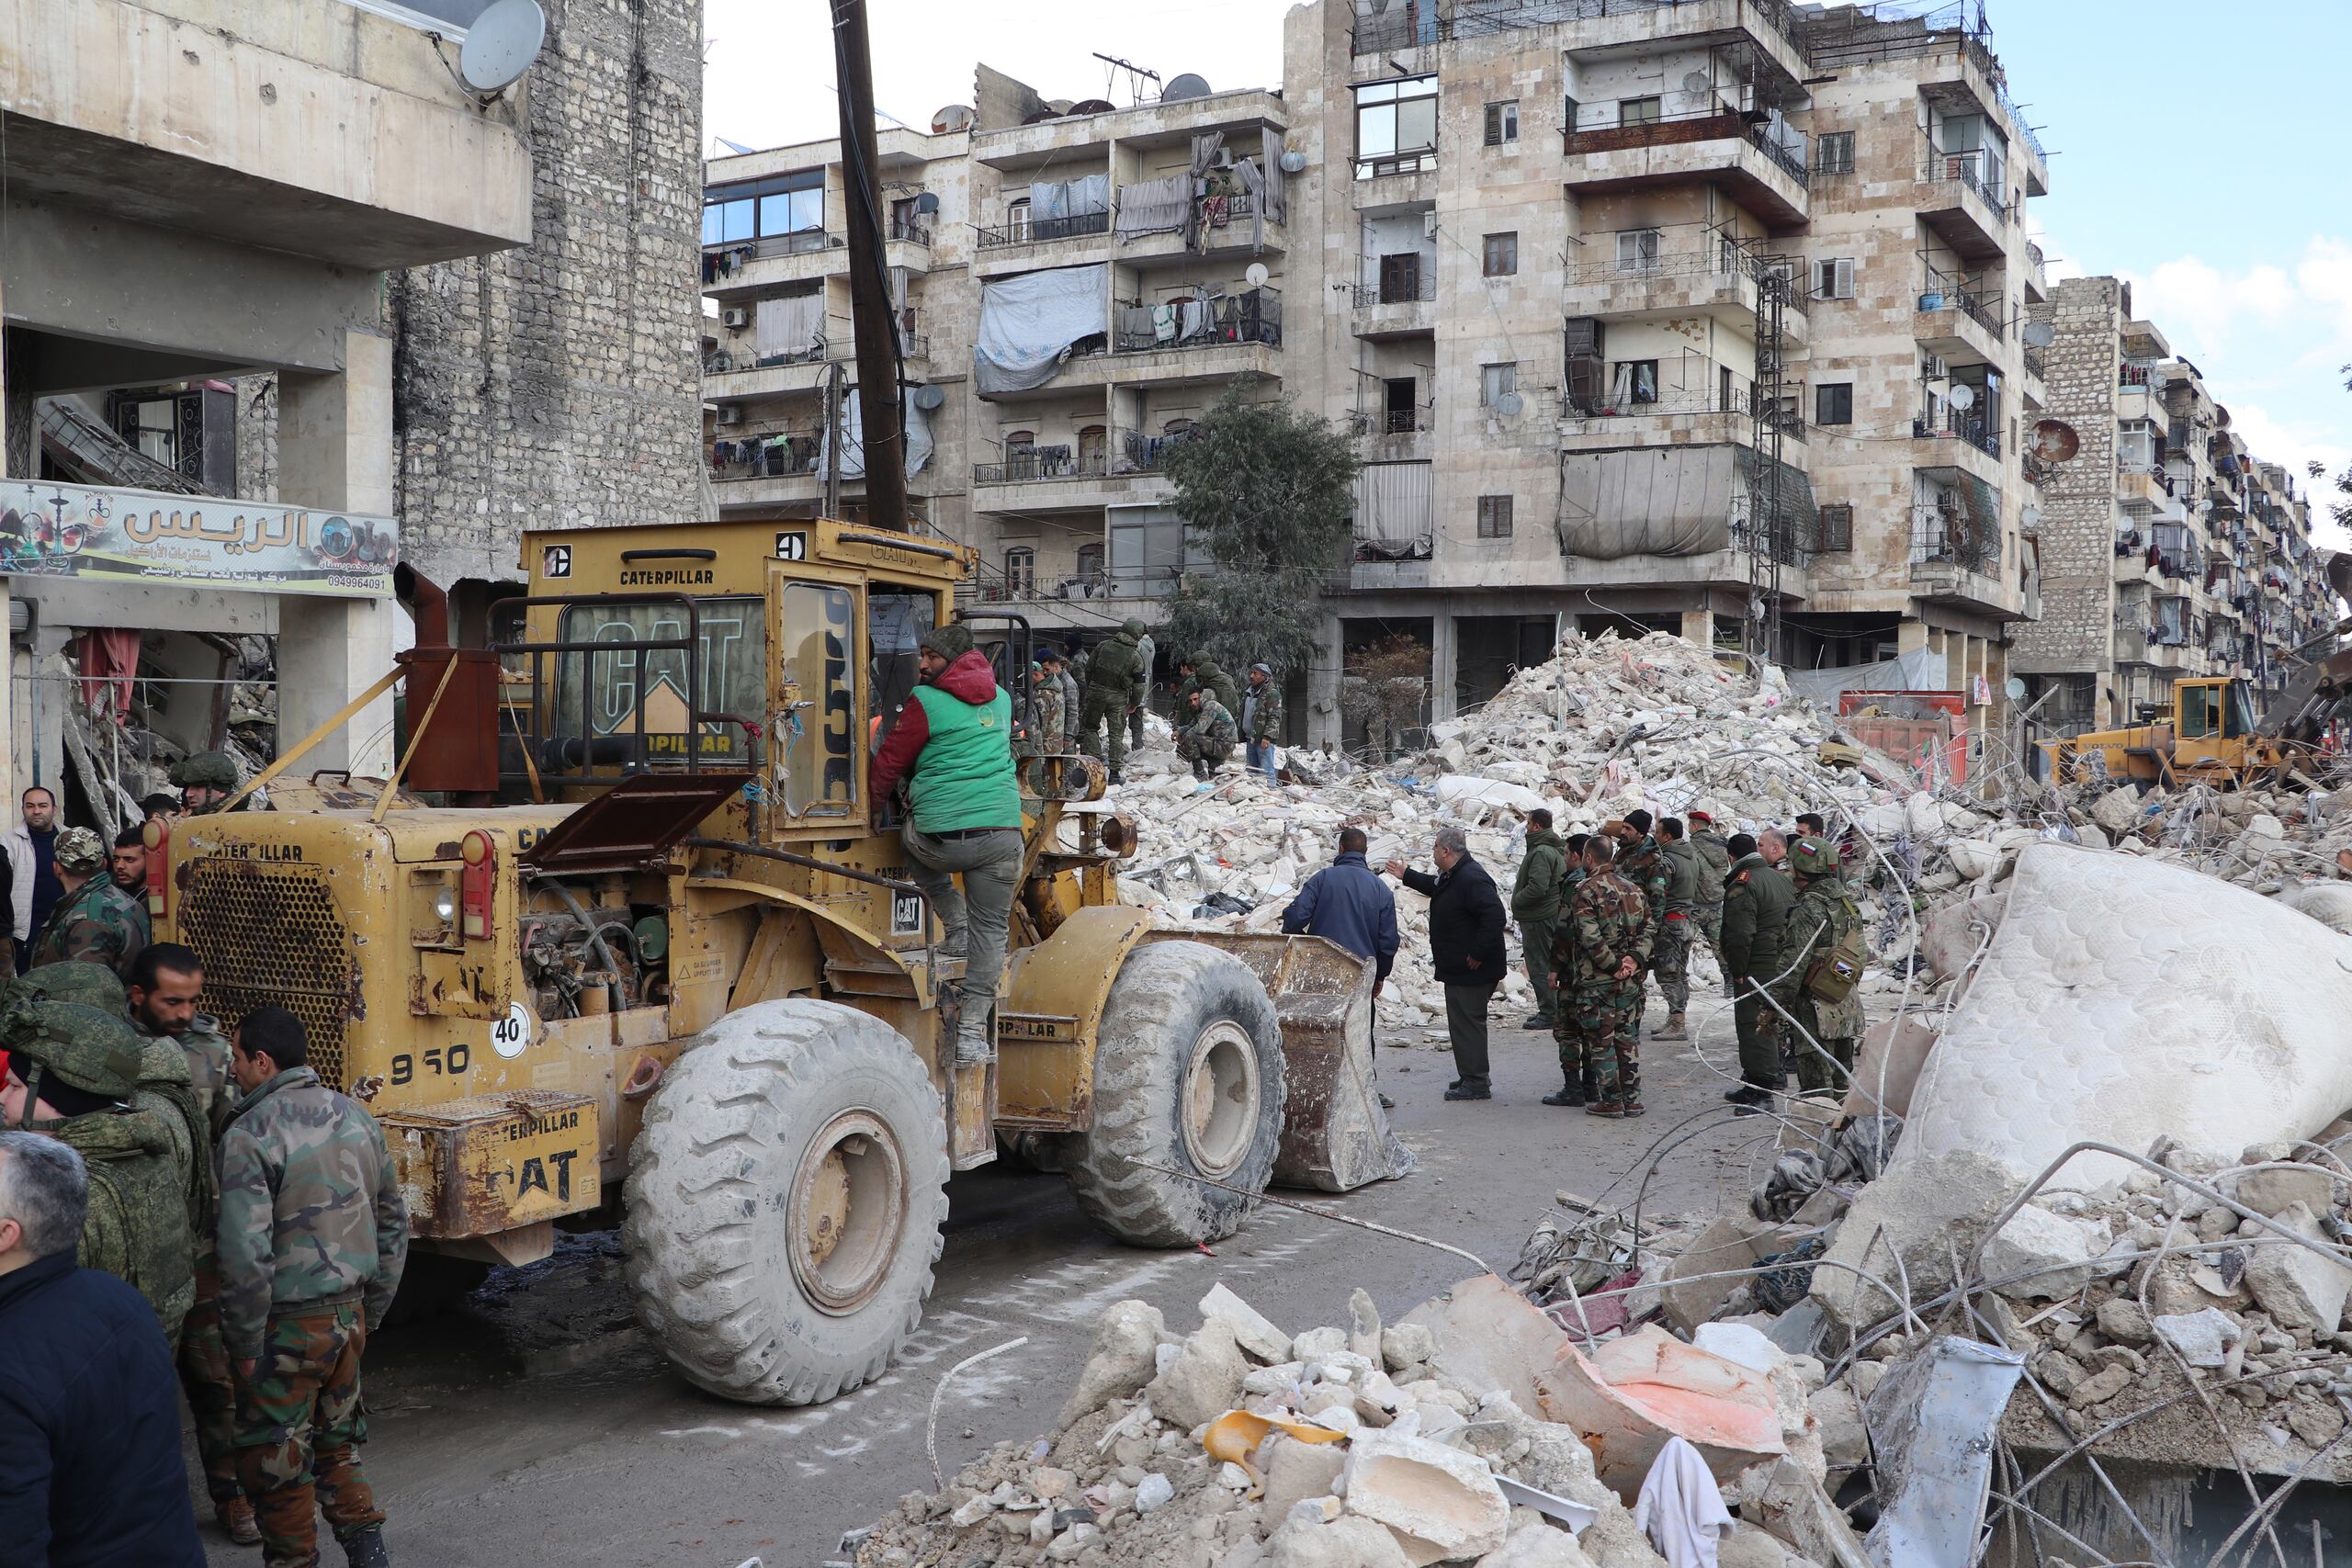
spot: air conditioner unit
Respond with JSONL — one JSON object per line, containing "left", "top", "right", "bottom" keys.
{"left": 716, "top": 405, "right": 745, "bottom": 426}
{"left": 1422, "top": 211, "right": 1439, "bottom": 238}
{"left": 722, "top": 306, "right": 750, "bottom": 329}
{"left": 1922, "top": 355, "right": 1948, "bottom": 379}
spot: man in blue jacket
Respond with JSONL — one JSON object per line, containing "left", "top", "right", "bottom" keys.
{"left": 0, "top": 1129, "right": 206, "bottom": 1566}
{"left": 1282, "top": 828, "right": 1399, "bottom": 984}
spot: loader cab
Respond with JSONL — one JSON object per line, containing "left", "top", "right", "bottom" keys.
{"left": 2173, "top": 677, "right": 2255, "bottom": 773}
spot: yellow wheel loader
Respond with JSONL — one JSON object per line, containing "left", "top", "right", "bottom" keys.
{"left": 148, "top": 517, "right": 1408, "bottom": 1405}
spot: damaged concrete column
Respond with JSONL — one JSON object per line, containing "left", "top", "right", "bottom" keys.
{"left": 1679, "top": 610, "right": 1713, "bottom": 649}
{"left": 277, "top": 329, "right": 399, "bottom": 775}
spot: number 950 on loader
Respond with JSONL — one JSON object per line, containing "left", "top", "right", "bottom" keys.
{"left": 150, "top": 517, "right": 1410, "bottom": 1406}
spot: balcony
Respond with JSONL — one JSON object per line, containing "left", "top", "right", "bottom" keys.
{"left": 1351, "top": 270, "right": 1437, "bottom": 339}
{"left": 705, "top": 347, "right": 831, "bottom": 400}
{"left": 972, "top": 208, "right": 1111, "bottom": 276}
{"left": 2023, "top": 242, "right": 2049, "bottom": 304}
{"left": 1564, "top": 246, "right": 1809, "bottom": 346}
{"left": 1117, "top": 191, "right": 1285, "bottom": 267}
{"left": 1562, "top": 109, "right": 1808, "bottom": 227}
{"left": 1910, "top": 416, "right": 2003, "bottom": 483}
{"left": 1913, "top": 284, "right": 2005, "bottom": 365}
{"left": 1915, "top": 147, "right": 2014, "bottom": 262}
{"left": 969, "top": 434, "right": 1181, "bottom": 517}
{"left": 1562, "top": 367, "right": 1804, "bottom": 454}
{"left": 1909, "top": 493, "right": 2022, "bottom": 619}
{"left": 701, "top": 231, "right": 849, "bottom": 295}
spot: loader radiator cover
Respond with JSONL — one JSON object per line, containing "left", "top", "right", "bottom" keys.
{"left": 181, "top": 859, "right": 362, "bottom": 1091}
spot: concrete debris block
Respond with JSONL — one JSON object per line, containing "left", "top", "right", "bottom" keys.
{"left": 1945, "top": 838, "right": 2000, "bottom": 881}
{"left": 1382, "top": 1324, "right": 1437, "bottom": 1372}
{"left": 1917, "top": 891, "right": 2007, "bottom": 987}
{"left": 1728, "top": 1455, "right": 1871, "bottom": 1568}
{"left": 2245, "top": 1201, "right": 2352, "bottom": 1333}
{"left": 1030, "top": 1465, "right": 1077, "bottom": 1500}
{"left": 1342, "top": 1427, "right": 1510, "bottom": 1566}
{"left": 1201, "top": 1282, "right": 1294, "bottom": 1364}
{"left": 2145, "top": 1257, "right": 2249, "bottom": 1318}
{"left": 2289, "top": 1400, "right": 2348, "bottom": 1448}
{"left": 1350, "top": 1288, "right": 1385, "bottom": 1363}
{"left": 1400, "top": 1275, "right": 1572, "bottom": 1417}
{"left": 2152, "top": 1308, "right": 2241, "bottom": 1369}
{"left": 1292, "top": 1326, "right": 1348, "bottom": 1360}
{"left": 2091, "top": 785, "right": 2144, "bottom": 837}
{"left": 1716, "top": 1522, "right": 1807, "bottom": 1568}
{"left": 2233, "top": 1163, "right": 2340, "bottom": 1219}
{"left": 2065, "top": 1362, "right": 2134, "bottom": 1406}
{"left": 2094, "top": 1297, "right": 2154, "bottom": 1345}
{"left": 1059, "top": 1299, "right": 1167, "bottom": 1427}
{"left": 2245, "top": 813, "right": 2287, "bottom": 842}
{"left": 1263, "top": 1511, "right": 1417, "bottom": 1568}
{"left": 1982, "top": 1204, "right": 2098, "bottom": 1300}
{"left": 1810, "top": 1148, "right": 2019, "bottom": 1330}
{"left": 1147, "top": 1316, "right": 1250, "bottom": 1433}
{"left": 1532, "top": 1325, "right": 1787, "bottom": 1495}
{"left": 1662, "top": 1214, "right": 1785, "bottom": 1336}
{"left": 1261, "top": 1433, "right": 1348, "bottom": 1525}
{"left": 1472, "top": 1520, "right": 1598, "bottom": 1568}
{"left": 1808, "top": 1384, "right": 1869, "bottom": 1474}
{"left": 1839, "top": 1014, "right": 1939, "bottom": 1122}
{"left": 1136, "top": 1472, "right": 1174, "bottom": 1513}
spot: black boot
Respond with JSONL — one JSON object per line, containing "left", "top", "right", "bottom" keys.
{"left": 343, "top": 1526, "right": 390, "bottom": 1568}
{"left": 1542, "top": 1076, "right": 1587, "bottom": 1108}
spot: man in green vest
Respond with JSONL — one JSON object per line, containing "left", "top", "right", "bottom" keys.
{"left": 870, "top": 622, "right": 1024, "bottom": 1068}
{"left": 1510, "top": 809, "right": 1568, "bottom": 1030}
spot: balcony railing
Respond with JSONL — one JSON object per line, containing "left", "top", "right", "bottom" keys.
{"left": 973, "top": 448, "right": 1108, "bottom": 486}
{"left": 1353, "top": 148, "right": 1439, "bottom": 180}
{"left": 975, "top": 209, "right": 1111, "bottom": 250}
{"left": 1919, "top": 147, "right": 2014, "bottom": 221}
{"left": 1119, "top": 428, "right": 1201, "bottom": 473}
{"left": 1911, "top": 510, "right": 2002, "bottom": 574}
{"left": 1351, "top": 272, "right": 1438, "bottom": 308}
{"left": 1570, "top": 244, "right": 1808, "bottom": 312}
{"left": 1359, "top": 0, "right": 1806, "bottom": 66}
{"left": 1562, "top": 107, "right": 1808, "bottom": 190}
{"left": 710, "top": 435, "right": 820, "bottom": 479}
{"left": 2023, "top": 345, "right": 2046, "bottom": 378}
{"left": 704, "top": 230, "right": 844, "bottom": 261}
{"left": 1914, "top": 414, "right": 2000, "bottom": 459}
{"left": 888, "top": 215, "right": 933, "bottom": 246}
{"left": 1350, "top": 409, "right": 1431, "bottom": 437}
{"left": 705, "top": 342, "right": 828, "bottom": 375}
{"left": 1111, "top": 289, "right": 1282, "bottom": 354}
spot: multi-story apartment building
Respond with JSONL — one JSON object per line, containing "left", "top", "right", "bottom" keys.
{"left": 2014, "top": 276, "right": 2330, "bottom": 742}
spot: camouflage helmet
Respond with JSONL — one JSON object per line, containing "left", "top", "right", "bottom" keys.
{"left": 51, "top": 827, "right": 105, "bottom": 874}
{"left": 16, "top": 962, "right": 128, "bottom": 1018}
{"left": 169, "top": 750, "right": 239, "bottom": 790}
{"left": 1122, "top": 617, "right": 1146, "bottom": 637}
{"left": 4, "top": 999, "right": 143, "bottom": 1100}
{"left": 1790, "top": 836, "right": 1840, "bottom": 875}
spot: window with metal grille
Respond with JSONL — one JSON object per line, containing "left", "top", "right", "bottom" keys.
{"left": 1483, "top": 232, "right": 1518, "bottom": 276}
{"left": 1476, "top": 495, "right": 1513, "bottom": 538}
{"left": 1004, "top": 547, "right": 1035, "bottom": 592}
{"left": 1484, "top": 101, "right": 1519, "bottom": 145}
{"left": 1816, "top": 502, "right": 1854, "bottom": 551}
{"left": 1815, "top": 383, "right": 1854, "bottom": 425}
{"left": 1816, "top": 132, "right": 1855, "bottom": 175}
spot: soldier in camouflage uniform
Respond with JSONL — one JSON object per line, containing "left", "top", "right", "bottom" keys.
{"left": 1652, "top": 818, "right": 1702, "bottom": 1041}
{"left": 1687, "top": 810, "right": 1733, "bottom": 991}
{"left": 0, "top": 996, "right": 195, "bottom": 1343}
{"left": 171, "top": 749, "right": 245, "bottom": 814}
{"left": 1078, "top": 620, "right": 1148, "bottom": 781}
{"left": 1611, "top": 813, "right": 1670, "bottom": 1039}
{"left": 1242, "top": 662, "right": 1284, "bottom": 785}
{"left": 28, "top": 826, "right": 151, "bottom": 975}
{"left": 219, "top": 1005, "right": 407, "bottom": 1568}
{"left": 1547, "top": 834, "right": 1654, "bottom": 1115}
{"left": 1033, "top": 650, "right": 1071, "bottom": 753}
{"left": 1176, "top": 688, "right": 1238, "bottom": 779}
{"left": 1782, "top": 838, "right": 1866, "bottom": 1094}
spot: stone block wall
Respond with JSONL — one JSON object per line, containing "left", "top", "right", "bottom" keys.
{"left": 2008, "top": 276, "right": 2122, "bottom": 677}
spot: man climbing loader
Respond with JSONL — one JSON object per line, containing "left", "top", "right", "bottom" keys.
{"left": 146, "top": 520, "right": 1406, "bottom": 1406}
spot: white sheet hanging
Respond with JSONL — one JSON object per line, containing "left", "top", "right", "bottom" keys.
{"left": 753, "top": 293, "right": 823, "bottom": 362}
{"left": 974, "top": 264, "right": 1108, "bottom": 393}
{"left": 820, "top": 387, "right": 933, "bottom": 479}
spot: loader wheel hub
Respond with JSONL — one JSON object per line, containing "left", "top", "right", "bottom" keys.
{"left": 789, "top": 1111, "right": 906, "bottom": 1315}
{"left": 1182, "top": 1021, "right": 1259, "bottom": 1180}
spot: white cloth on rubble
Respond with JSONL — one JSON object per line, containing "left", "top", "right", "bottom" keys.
{"left": 1632, "top": 1436, "right": 1736, "bottom": 1568}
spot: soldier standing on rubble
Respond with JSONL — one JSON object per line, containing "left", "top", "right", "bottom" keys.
{"left": 1077, "top": 618, "right": 1148, "bottom": 784}
{"left": 1510, "top": 809, "right": 1568, "bottom": 1032}
{"left": 1611, "top": 813, "right": 1670, "bottom": 1038}
{"left": 1546, "top": 834, "right": 1653, "bottom": 1116}
{"left": 29, "top": 827, "right": 150, "bottom": 976}
{"left": 1242, "top": 663, "right": 1283, "bottom": 786}
{"left": 1686, "top": 810, "right": 1733, "bottom": 990}
{"left": 1720, "top": 831, "right": 1796, "bottom": 1114}
{"left": 1782, "top": 838, "right": 1865, "bottom": 1093}
{"left": 1035, "top": 649, "right": 1076, "bottom": 755}
{"left": 1652, "top": 818, "right": 1702, "bottom": 1043}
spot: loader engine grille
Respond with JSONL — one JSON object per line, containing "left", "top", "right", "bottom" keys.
{"left": 180, "top": 860, "right": 360, "bottom": 1091}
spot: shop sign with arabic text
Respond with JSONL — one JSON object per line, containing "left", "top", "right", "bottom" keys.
{"left": 0, "top": 479, "right": 397, "bottom": 597}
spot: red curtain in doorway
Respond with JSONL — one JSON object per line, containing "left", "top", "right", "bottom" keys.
{"left": 76, "top": 627, "right": 141, "bottom": 719}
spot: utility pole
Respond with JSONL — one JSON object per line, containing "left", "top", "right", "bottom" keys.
{"left": 831, "top": 0, "right": 908, "bottom": 531}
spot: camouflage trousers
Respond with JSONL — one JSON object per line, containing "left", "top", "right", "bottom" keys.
{"left": 179, "top": 1265, "right": 243, "bottom": 1508}
{"left": 1652, "top": 915, "right": 1693, "bottom": 1014}
{"left": 1179, "top": 738, "right": 1231, "bottom": 777}
{"left": 1555, "top": 981, "right": 1643, "bottom": 1102}
{"left": 1788, "top": 995, "right": 1858, "bottom": 1093}
{"left": 1077, "top": 690, "right": 1130, "bottom": 771}
{"left": 234, "top": 1302, "right": 382, "bottom": 1568}
{"left": 1699, "top": 903, "right": 1727, "bottom": 991}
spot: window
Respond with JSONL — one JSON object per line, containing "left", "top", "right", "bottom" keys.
{"left": 1609, "top": 360, "right": 1658, "bottom": 404}
{"left": 1816, "top": 131, "right": 1855, "bottom": 175}
{"left": 1814, "top": 257, "right": 1856, "bottom": 299}
{"left": 1476, "top": 495, "right": 1514, "bottom": 538}
{"left": 1383, "top": 378, "right": 1419, "bottom": 434}
{"left": 1377, "top": 252, "right": 1424, "bottom": 303}
{"left": 1482, "top": 232, "right": 1518, "bottom": 276}
{"left": 1484, "top": 100, "right": 1520, "bottom": 145}
{"left": 1355, "top": 75, "right": 1440, "bottom": 173}
{"left": 1004, "top": 547, "right": 1036, "bottom": 593}
{"left": 1815, "top": 383, "right": 1854, "bottom": 425}
{"left": 1618, "top": 96, "right": 1661, "bottom": 127}
{"left": 1480, "top": 363, "right": 1518, "bottom": 407}
{"left": 555, "top": 597, "right": 766, "bottom": 768}
{"left": 1006, "top": 198, "right": 1031, "bottom": 242}
{"left": 703, "top": 170, "right": 824, "bottom": 247}
{"left": 2178, "top": 682, "right": 2218, "bottom": 739}
{"left": 1816, "top": 503, "right": 1854, "bottom": 551}
{"left": 1615, "top": 229, "right": 1661, "bottom": 275}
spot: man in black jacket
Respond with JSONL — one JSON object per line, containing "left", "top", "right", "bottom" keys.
{"left": 1386, "top": 827, "right": 1508, "bottom": 1100}
{"left": 0, "top": 1129, "right": 206, "bottom": 1566}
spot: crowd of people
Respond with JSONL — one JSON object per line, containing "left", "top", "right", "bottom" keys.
{"left": 0, "top": 755, "right": 411, "bottom": 1568}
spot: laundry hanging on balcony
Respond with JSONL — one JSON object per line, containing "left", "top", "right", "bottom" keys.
{"left": 753, "top": 292, "right": 824, "bottom": 363}
{"left": 1027, "top": 174, "right": 1110, "bottom": 221}
{"left": 975, "top": 263, "right": 1109, "bottom": 394}
{"left": 819, "top": 387, "right": 933, "bottom": 479}
{"left": 1115, "top": 175, "right": 1189, "bottom": 242}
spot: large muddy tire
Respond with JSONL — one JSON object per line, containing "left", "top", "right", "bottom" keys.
{"left": 623, "top": 999, "right": 949, "bottom": 1406}
{"left": 1063, "top": 941, "right": 1285, "bottom": 1247}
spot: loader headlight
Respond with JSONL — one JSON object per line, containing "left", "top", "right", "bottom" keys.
{"left": 434, "top": 886, "right": 458, "bottom": 925}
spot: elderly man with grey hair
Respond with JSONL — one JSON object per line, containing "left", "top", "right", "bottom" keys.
{"left": 0, "top": 1130, "right": 206, "bottom": 1563}
{"left": 1385, "top": 826, "right": 1510, "bottom": 1100}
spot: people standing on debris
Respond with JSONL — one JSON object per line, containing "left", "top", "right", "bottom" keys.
{"left": 869, "top": 622, "right": 1023, "bottom": 1068}
{"left": 1546, "top": 833, "right": 1654, "bottom": 1116}
{"left": 0, "top": 998, "right": 196, "bottom": 1343}
{"left": 28, "top": 827, "right": 151, "bottom": 976}
{"left": 110, "top": 827, "right": 148, "bottom": 897}
{"left": 1612, "top": 813, "right": 1670, "bottom": 1036}
{"left": 1078, "top": 618, "right": 1148, "bottom": 784}
{"left": 1782, "top": 837, "right": 1866, "bottom": 1093}
{"left": 0, "top": 1130, "right": 209, "bottom": 1568}
{"left": 1282, "top": 829, "right": 1398, "bottom": 993}
{"left": 1242, "top": 663, "right": 1283, "bottom": 786}
{"left": 1127, "top": 630, "right": 1155, "bottom": 756}
{"left": 8, "top": 784, "right": 63, "bottom": 975}
{"left": 1176, "top": 687, "right": 1238, "bottom": 780}
{"left": 1720, "top": 831, "right": 1797, "bottom": 1114}
{"left": 1063, "top": 636, "right": 1088, "bottom": 689}
{"left": 217, "top": 1006, "right": 407, "bottom": 1568}
{"left": 1034, "top": 649, "right": 1076, "bottom": 755}
{"left": 1653, "top": 818, "right": 1701, "bottom": 1043}
{"left": 173, "top": 751, "right": 244, "bottom": 815}
{"left": 1386, "top": 828, "right": 1508, "bottom": 1102}
{"left": 1510, "top": 809, "right": 1570, "bottom": 1032}
{"left": 1686, "top": 810, "right": 1733, "bottom": 987}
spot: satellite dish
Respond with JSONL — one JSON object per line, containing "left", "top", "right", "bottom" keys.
{"left": 932, "top": 105, "right": 975, "bottom": 133}
{"left": 913, "top": 191, "right": 940, "bottom": 215}
{"left": 458, "top": 0, "right": 547, "bottom": 94}
{"left": 1494, "top": 392, "right": 1524, "bottom": 418}
{"left": 1162, "top": 73, "right": 1213, "bottom": 102}
{"left": 2020, "top": 505, "right": 2041, "bottom": 532}
{"left": 1245, "top": 263, "right": 1270, "bottom": 288}
{"left": 2005, "top": 676, "right": 2028, "bottom": 702}
{"left": 1279, "top": 149, "right": 1308, "bottom": 175}
{"left": 2021, "top": 320, "right": 2055, "bottom": 349}
{"left": 1681, "top": 71, "right": 1712, "bottom": 95}
{"left": 1948, "top": 383, "right": 1977, "bottom": 410}
{"left": 1067, "top": 99, "right": 1117, "bottom": 117}
{"left": 910, "top": 384, "right": 946, "bottom": 412}
{"left": 2032, "top": 419, "right": 2082, "bottom": 464}
{"left": 2215, "top": 404, "right": 2232, "bottom": 429}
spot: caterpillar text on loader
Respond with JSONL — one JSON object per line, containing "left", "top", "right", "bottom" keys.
{"left": 148, "top": 519, "right": 1408, "bottom": 1404}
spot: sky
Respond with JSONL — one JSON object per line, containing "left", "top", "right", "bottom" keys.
{"left": 704, "top": 0, "right": 2352, "bottom": 538}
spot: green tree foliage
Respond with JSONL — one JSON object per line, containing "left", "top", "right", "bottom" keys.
{"left": 1159, "top": 378, "right": 1358, "bottom": 679}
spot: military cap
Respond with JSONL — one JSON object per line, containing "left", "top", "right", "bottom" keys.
{"left": 16, "top": 962, "right": 128, "bottom": 1017}
{"left": 169, "top": 750, "right": 239, "bottom": 790}
{"left": 5, "top": 999, "right": 143, "bottom": 1100}
{"left": 1790, "top": 836, "right": 1840, "bottom": 875}
{"left": 51, "top": 827, "right": 105, "bottom": 874}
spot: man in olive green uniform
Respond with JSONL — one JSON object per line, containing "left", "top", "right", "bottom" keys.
{"left": 1720, "top": 831, "right": 1797, "bottom": 1113}
{"left": 1177, "top": 688, "right": 1238, "bottom": 779}
{"left": 1510, "top": 810, "right": 1569, "bottom": 1030}
{"left": 28, "top": 826, "right": 150, "bottom": 975}
{"left": 1653, "top": 818, "right": 1702, "bottom": 1041}
{"left": 1194, "top": 657, "right": 1241, "bottom": 728}
{"left": 1611, "top": 813, "right": 1670, "bottom": 1040}
{"left": 1546, "top": 835, "right": 1654, "bottom": 1115}
{"left": 220, "top": 1006, "right": 407, "bottom": 1568}
{"left": 1078, "top": 618, "right": 1148, "bottom": 782}
{"left": 1687, "top": 810, "right": 1733, "bottom": 991}
{"left": 172, "top": 750, "right": 244, "bottom": 814}
{"left": 1783, "top": 837, "right": 1866, "bottom": 1094}
{"left": 0, "top": 997, "right": 194, "bottom": 1343}
{"left": 1033, "top": 651, "right": 1072, "bottom": 754}
{"left": 1242, "top": 662, "right": 1284, "bottom": 786}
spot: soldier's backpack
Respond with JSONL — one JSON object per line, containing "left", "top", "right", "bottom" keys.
{"left": 1804, "top": 899, "right": 1867, "bottom": 1003}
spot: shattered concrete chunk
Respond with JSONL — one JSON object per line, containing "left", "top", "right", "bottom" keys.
{"left": 2245, "top": 1201, "right": 2352, "bottom": 1332}
{"left": 1263, "top": 1512, "right": 1415, "bottom": 1568}
{"left": 1382, "top": 1324, "right": 1436, "bottom": 1371}
{"left": 1261, "top": 1433, "right": 1348, "bottom": 1525}
{"left": 1982, "top": 1204, "right": 2099, "bottom": 1300}
{"left": 2094, "top": 1297, "right": 2154, "bottom": 1345}
{"left": 1201, "top": 1282, "right": 1294, "bottom": 1364}
{"left": 1472, "top": 1519, "right": 1598, "bottom": 1568}
{"left": 1146, "top": 1317, "right": 1250, "bottom": 1433}
{"left": 2233, "top": 1163, "right": 2341, "bottom": 1219}
{"left": 1058, "top": 1299, "right": 1166, "bottom": 1428}
{"left": 2153, "top": 1307, "right": 2242, "bottom": 1369}
{"left": 1810, "top": 1148, "right": 2019, "bottom": 1330}
{"left": 1343, "top": 1427, "right": 1510, "bottom": 1566}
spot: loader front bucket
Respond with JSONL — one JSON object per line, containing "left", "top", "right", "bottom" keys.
{"left": 1140, "top": 930, "right": 1415, "bottom": 1192}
